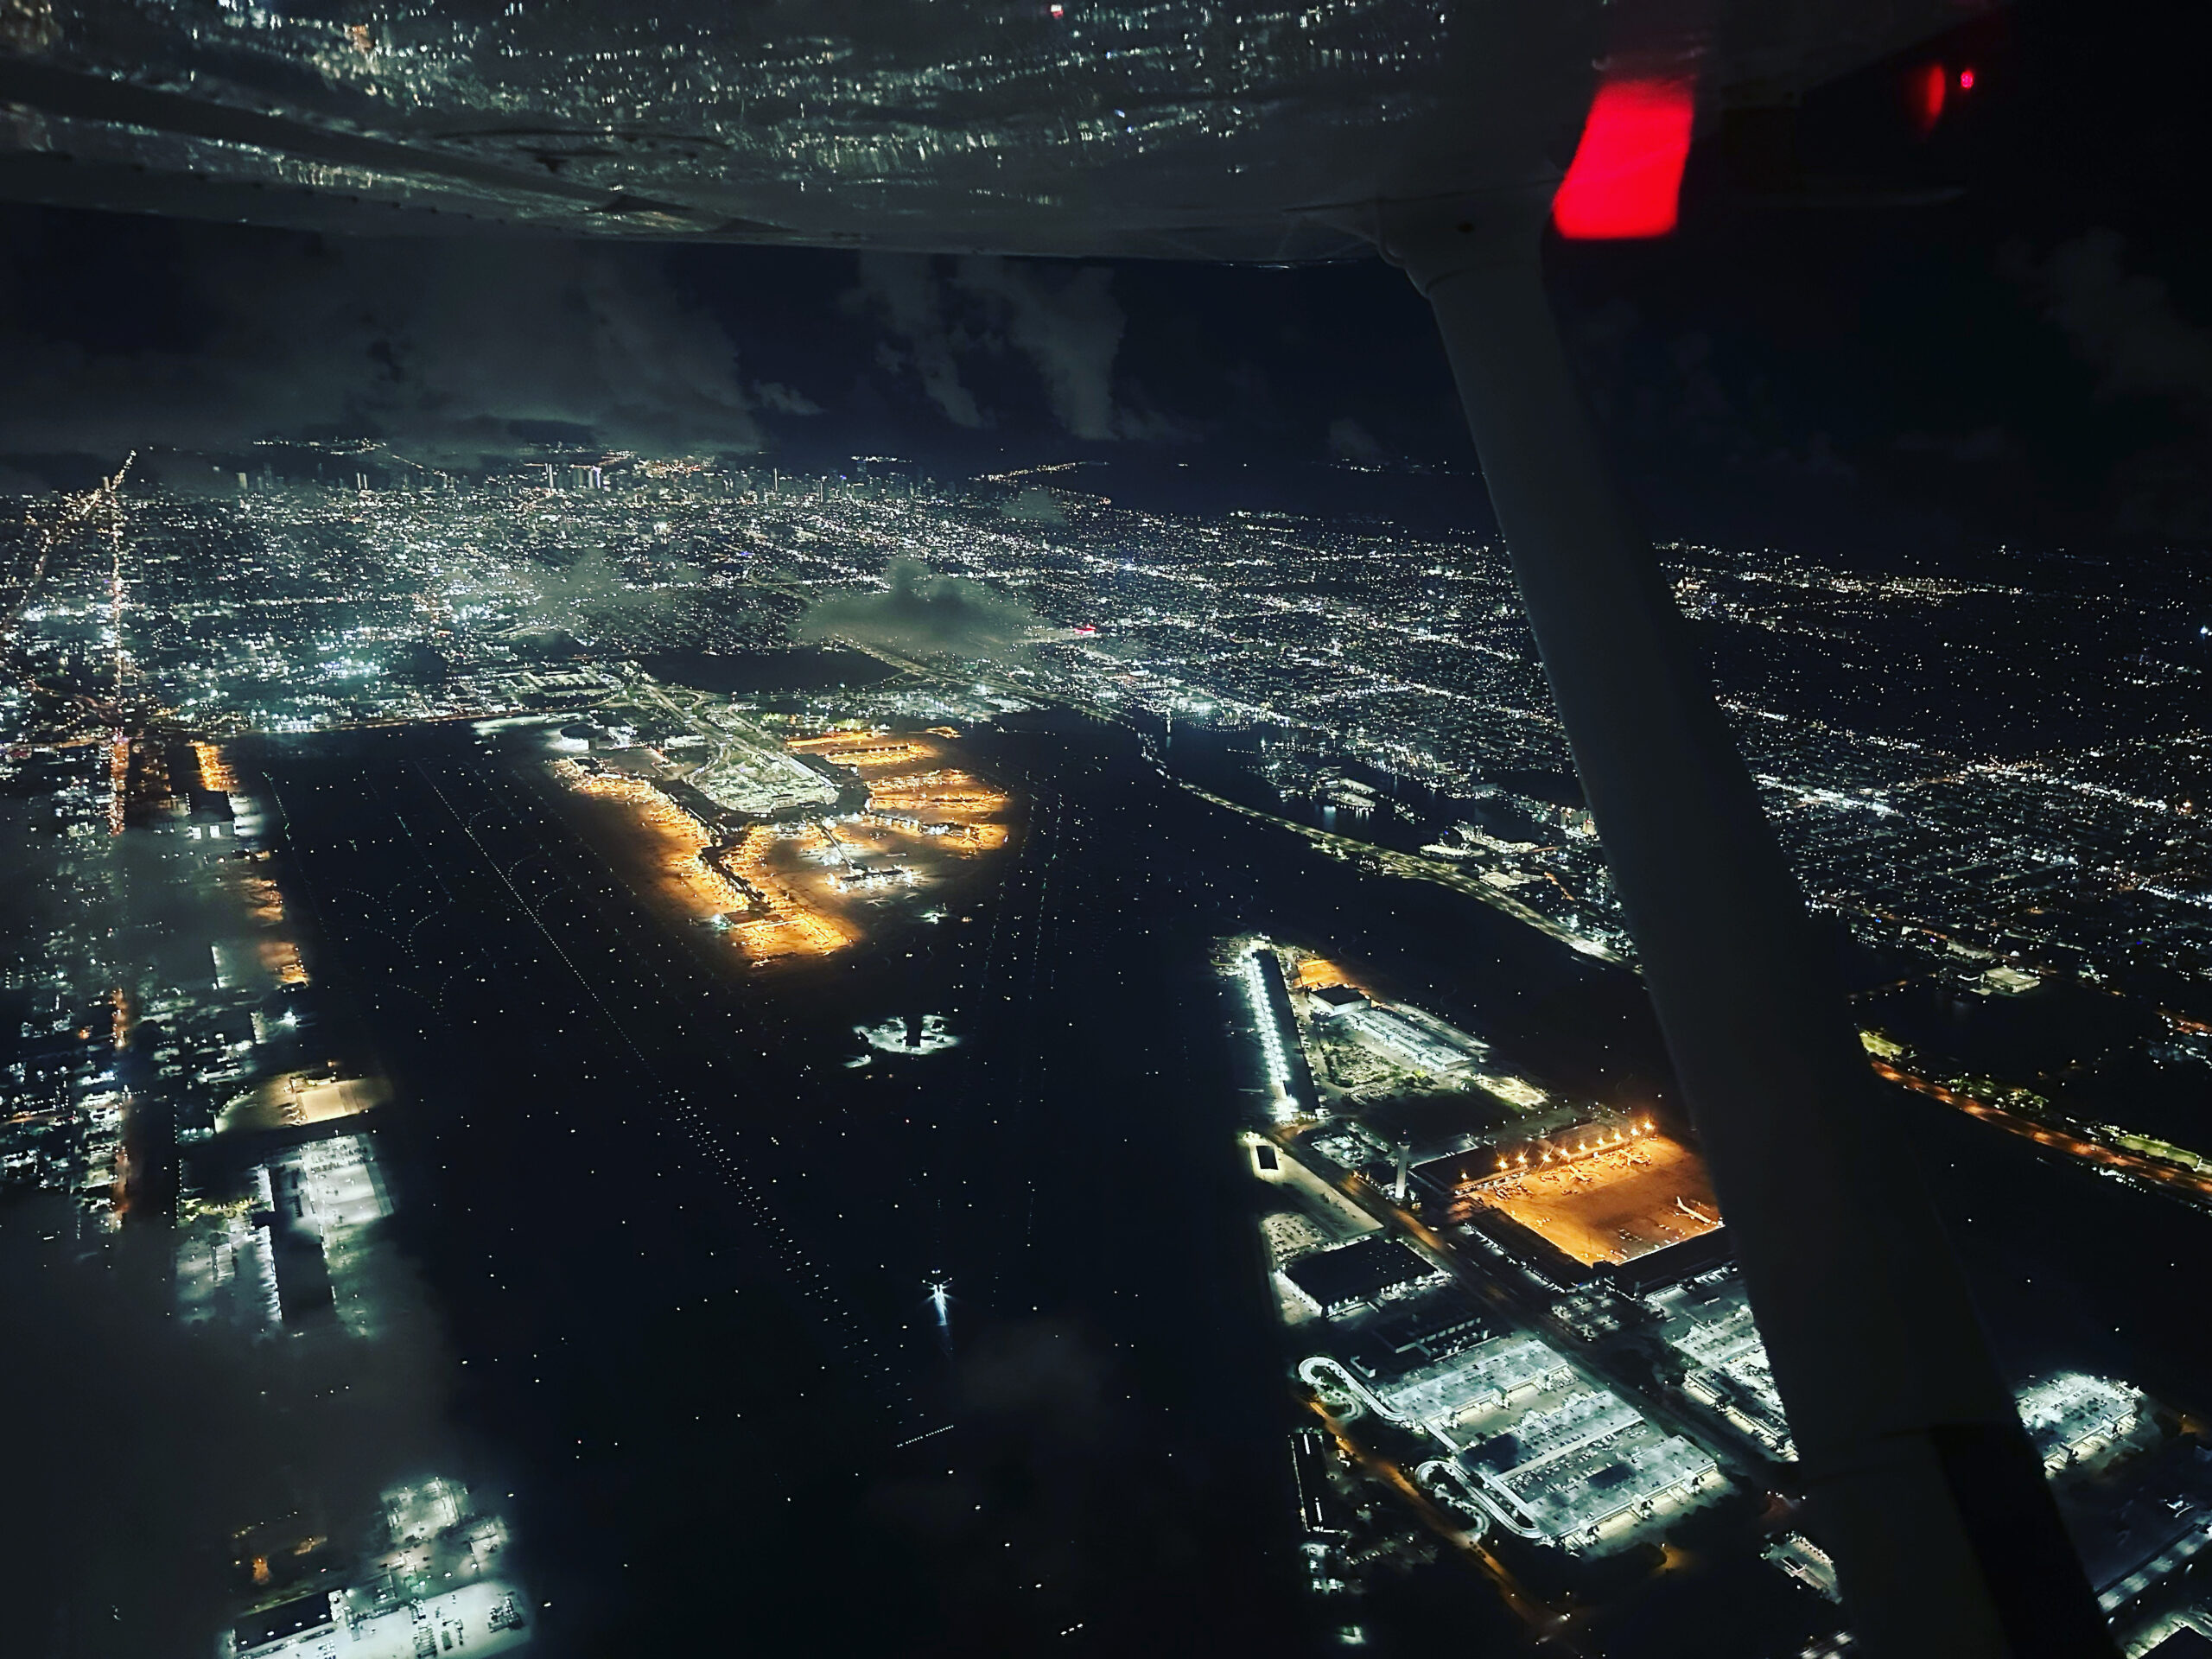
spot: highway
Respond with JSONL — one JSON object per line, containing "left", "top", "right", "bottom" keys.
{"left": 1301, "top": 1395, "right": 1582, "bottom": 1649}
{"left": 1150, "top": 754, "right": 1620, "bottom": 960}
{"left": 1872, "top": 1059, "right": 2212, "bottom": 1208}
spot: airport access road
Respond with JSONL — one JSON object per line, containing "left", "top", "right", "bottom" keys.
{"left": 1874, "top": 1060, "right": 2212, "bottom": 1211}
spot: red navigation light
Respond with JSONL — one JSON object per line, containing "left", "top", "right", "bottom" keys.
{"left": 1958, "top": 67, "right": 1976, "bottom": 92}
{"left": 1552, "top": 79, "right": 1694, "bottom": 240}
{"left": 1908, "top": 61, "right": 1948, "bottom": 133}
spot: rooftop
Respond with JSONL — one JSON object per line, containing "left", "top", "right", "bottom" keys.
{"left": 1284, "top": 1236, "right": 1438, "bottom": 1313}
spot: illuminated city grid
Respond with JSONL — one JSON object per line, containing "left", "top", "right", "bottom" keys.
{"left": 5, "top": 462, "right": 2204, "bottom": 1021}
{"left": 4, "top": 454, "right": 2211, "bottom": 1648}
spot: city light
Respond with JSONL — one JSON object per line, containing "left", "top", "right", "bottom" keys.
{"left": 4, "top": 440, "right": 2208, "bottom": 1658}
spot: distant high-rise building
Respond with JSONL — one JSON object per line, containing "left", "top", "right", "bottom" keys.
{"left": 543, "top": 463, "right": 556, "bottom": 490}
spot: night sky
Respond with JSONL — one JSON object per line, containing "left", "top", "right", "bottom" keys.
{"left": 2, "top": 0, "right": 2209, "bottom": 557}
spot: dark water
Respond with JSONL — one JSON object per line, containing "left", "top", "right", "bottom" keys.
{"left": 241, "top": 707, "right": 1652, "bottom": 1658}
{"left": 1866, "top": 977, "right": 2212, "bottom": 1150}
{"left": 239, "top": 704, "right": 2212, "bottom": 1656}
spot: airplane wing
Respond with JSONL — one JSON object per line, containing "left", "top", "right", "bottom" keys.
{"left": 0, "top": 0, "right": 1980, "bottom": 257}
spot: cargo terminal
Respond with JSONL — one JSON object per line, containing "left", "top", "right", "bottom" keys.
{"left": 1296, "top": 973, "right": 1491, "bottom": 1084}
{"left": 1415, "top": 1122, "right": 1729, "bottom": 1288}
{"left": 1307, "top": 984, "right": 1484, "bottom": 1079}
{"left": 177, "top": 1132, "right": 398, "bottom": 1340}
{"left": 2018, "top": 1372, "right": 2143, "bottom": 1471}
{"left": 1230, "top": 944, "right": 1733, "bottom": 1293}
{"left": 225, "top": 1478, "right": 532, "bottom": 1659}
{"left": 1235, "top": 937, "right": 1732, "bottom": 1558}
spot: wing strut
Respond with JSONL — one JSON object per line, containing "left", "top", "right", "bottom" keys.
{"left": 1364, "top": 197, "right": 2115, "bottom": 1659}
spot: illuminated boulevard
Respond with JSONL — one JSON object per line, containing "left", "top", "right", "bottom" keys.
{"left": 1872, "top": 1061, "right": 2212, "bottom": 1207}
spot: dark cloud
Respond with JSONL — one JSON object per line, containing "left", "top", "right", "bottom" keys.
{"left": 951, "top": 257, "right": 1153, "bottom": 441}
{"left": 794, "top": 557, "right": 1042, "bottom": 656}
{"left": 1325, "top": 415, "right": 1386, "bottom": 465}
{"left": 843, "top": 254, "right": 1173, "bottom": 442}
{"left": 0, "top": 230, "right": 779, "bottom": 464}
{"left": 0, "top": 1192, "right": 462, "bottom": 1656}
{"left": 863, "top": 1319, "right": 1144, "bottom": 1645}
{"left": 750, "top": 379, "right": 825, "bottom": 416}
{"left": 2021, "top": 229, "right": 2212, "bottom": 404}
{"left": 504, "top": 546, "right": 705, "bottom": 641}
{"left": 996, "top": 486, "right": 1067, "bottom": 524}
{"left": 2007, "top": 228, "right": 2212, "bottom": 539}
{"left": 849, "top": 254, "right": 988, "bottom": 430}
{"left": 1894, "top": 425, "right": 2016, "bottom": 465}
{"left": 5, "top": 27, "right": 2209, "bottom": 557}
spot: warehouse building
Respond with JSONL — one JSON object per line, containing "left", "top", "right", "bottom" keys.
{"left": 2017, "top": 1373, "right": 2142, "bottom": 1471}
{"left": 1282, "top": 1235, "right": 1440, "bottom": 1317}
